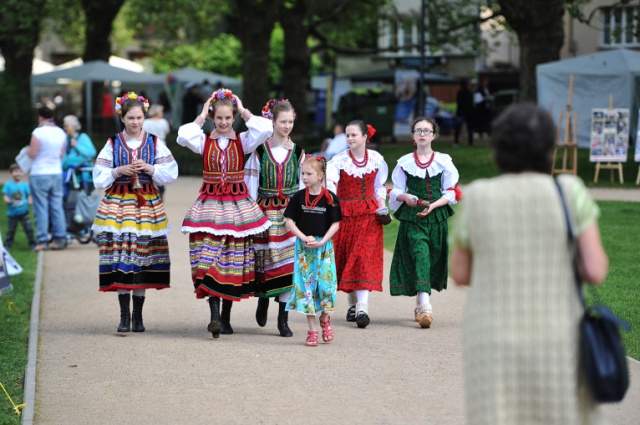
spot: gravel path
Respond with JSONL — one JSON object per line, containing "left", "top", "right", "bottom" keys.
{"left": 15, "top": 175, "right": 640, "bottom": 424}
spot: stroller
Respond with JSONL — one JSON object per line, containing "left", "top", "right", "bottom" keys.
{"left": 63, "top": 161, "right": 100, "bottom": 245}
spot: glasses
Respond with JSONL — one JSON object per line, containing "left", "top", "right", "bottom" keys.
{"left": 413, "top": 128, "right": 434, "bottom": 136}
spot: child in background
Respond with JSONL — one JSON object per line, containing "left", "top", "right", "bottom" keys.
{"left": 2, "top": 164, "right": 37, "bottom": 250}
{"left": 284, "top": 156, "right": 341, "bottom": 347}
{"left": 176, "top": 88, "right": 273, "bottom": 339}
{"left": 245, "top": 99, "right": 304, "bottom": 338}
{"left": 388, "top": 116, "right": 461, "bottom": 328}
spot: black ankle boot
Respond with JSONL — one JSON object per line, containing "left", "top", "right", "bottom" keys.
{"left": 208, "top": 296, "right": 221, "bottom": 338}
{"left": 117, "top": 293, "right": 131, "bottom": 332}
{"left": 277, "top": 302, "right": 292, "bottom": 337}
{"left": 220, "top": 299, "right": 233, "bottom": 334}
{"left": 131, "top": 295, "right": 145, "bottom": 332}
{"left": 256, "top": 297, "right": 269, "bottom": 327}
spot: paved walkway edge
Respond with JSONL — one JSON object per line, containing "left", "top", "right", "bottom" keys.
{"left": 21, "top": 251, "right": 42, "bottom": 425}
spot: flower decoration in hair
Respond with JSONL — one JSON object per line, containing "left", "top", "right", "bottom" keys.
{"left": 305, "top": 153, "right": 324, "bottom": 162}
{"left": 261, "top": 98, "right": 294, "bottom": 120}
{"left": 115, "top": 92, "right": 150, "bottom": 115}
{"left": 208, "top": 88, "right": 236, "bottom": 111}
{"left": 366, "top": 124, "right": 377, "bottom": 140}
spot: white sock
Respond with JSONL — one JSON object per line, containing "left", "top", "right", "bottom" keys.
{"left": 132, "top": 289, "right": 146, "bottom": 297}
{"left": 348, "top": 292, "right": 357, "bottom": 307}
{"left": 356, "top": 289, "right": 369, "bottom": 304}
{"left": 417, "top": 291, "right": 430, "bottom": 308}
{"left": 278, "top": 290, "right": 291, "bottom": 303}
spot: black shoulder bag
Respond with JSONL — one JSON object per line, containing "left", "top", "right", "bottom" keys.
{"left": 555, "top": 179, "right": 630, "bottom": 403}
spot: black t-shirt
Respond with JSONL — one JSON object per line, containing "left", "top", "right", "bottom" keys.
{"left": 284, "top": 189, "right": 342, "bottom": 237}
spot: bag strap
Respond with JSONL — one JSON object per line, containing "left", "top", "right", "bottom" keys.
{"left": 553, "top": 177, "right": 586, "bottom": 307}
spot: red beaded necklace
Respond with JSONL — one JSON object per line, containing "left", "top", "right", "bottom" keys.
{"left": 349, "top": 149, "right": 368, "bottom": 167}
{"left": 305, "top": 187, "right": 326, "bottom": 209}
{"left": 414, "top": 151, "right": 435, "bottom": 169}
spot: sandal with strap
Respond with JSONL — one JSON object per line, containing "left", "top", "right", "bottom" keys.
{"left": 305, "top": 330, "right": 318, "bottom": 347}
{"left": 320, "top": 316, "right": 334, "bottom": 343}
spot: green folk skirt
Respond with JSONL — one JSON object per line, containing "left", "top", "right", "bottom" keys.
{"left": 389, "top": 219, "right": 449, "bottom": 296}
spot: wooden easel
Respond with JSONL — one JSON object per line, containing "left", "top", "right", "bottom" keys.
{"left": 594, "top": 95, "right": 624, "bottom": 184}
{"left": 552, "top": 74, "right": 578, "bottom": 175}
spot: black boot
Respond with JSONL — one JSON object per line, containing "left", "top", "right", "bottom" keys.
{"left": 117, "top": 293, "right": 131, "bottom": 332}
{"left": 207, "top": 296, "right": 221, "bottom": 339}
{"left": 277, "top": 302, "right": 293, "bottom": 337}
{"left": 220, "top": 299, "right": 234, "bottom": 334}
{"left": 131, "top": 295, "right": 145, "bottom": 332}
{"left": 255, "top": 297, "right": 269, "bottom": 327}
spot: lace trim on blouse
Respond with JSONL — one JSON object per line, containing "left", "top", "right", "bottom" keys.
{"left": 330, "top": 150, "right": 386, "bottom": 177}
{"left": 397, "top": 152, "right": 452, "bottom": 178}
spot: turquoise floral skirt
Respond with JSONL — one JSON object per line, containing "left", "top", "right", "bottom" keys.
{"left": 286, "top": 237, "right": 337, "bottom": 315}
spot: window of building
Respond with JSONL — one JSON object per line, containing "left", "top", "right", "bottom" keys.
{"left": 601, "top": 6, "right": 640, "bottom": 46}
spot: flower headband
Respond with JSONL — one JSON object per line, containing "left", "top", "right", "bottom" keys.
{"left": 261, "top": 98, "right": 294, "bottom": 120}
{"left": 208, "top": 88, "right": 236, "bottom": 112}
{"left": 115, "top": 92, "right": 150, "bottom": 115}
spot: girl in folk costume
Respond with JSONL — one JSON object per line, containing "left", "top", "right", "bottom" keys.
{"left": 388, "top": 116, "right": 461, "bottom": 328}
{"left": 245, "top": 99, "right": 304, "bottom": 337}
{"left": 284, "top": 156, "right": 342, "bottom": 346}
{"left": 176, "top": 88, "right": 273, "bottom": 339}
{"left": 326, "top": 120, "right": 389, "bottom": 329}
{"left": 92, "top": 92, "right": 179, "bottom": 333}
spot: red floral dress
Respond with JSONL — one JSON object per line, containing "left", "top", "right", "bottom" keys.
{"left": 326, "top": 149, "right": 389, "bottom": 292}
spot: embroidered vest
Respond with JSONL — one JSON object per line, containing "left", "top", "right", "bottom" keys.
{"left": 395, "top": 171, "right": 454, "bottom": 224}
{"left": 200, "top": 133, "right": 247, "bottom": 195}
{"left": 256, "top": 144, "right": 302, "bottom": 200}
{"left": 108, "top": 132, "right": 157, "bottom": 196}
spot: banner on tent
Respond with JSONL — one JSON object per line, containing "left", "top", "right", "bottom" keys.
{"left": 589, "top": 108, "right": 629, "bottom": 162}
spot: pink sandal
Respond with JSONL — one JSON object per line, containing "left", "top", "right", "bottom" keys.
{"left": 306, "top": 330, "right": 318, "bottom": 346}
{"left": 320, "top": 316, "right": 334, "bottom": 343}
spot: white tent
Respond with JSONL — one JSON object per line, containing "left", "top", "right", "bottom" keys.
{"left": 0, "top": 56, "right": 55, "bottom": 74}
{"left": 32, "top": 60, "right": 165, "bottom": 134}
{"left": 537, "top": 48, "right": 640, "bottom": 148}
{"left": 55, "top": 55, "right": 145, "bottom": 73}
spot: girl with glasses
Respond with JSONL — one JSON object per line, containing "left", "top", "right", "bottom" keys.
{"left": 388, "top": 116, "right": 461, "bottom": 328}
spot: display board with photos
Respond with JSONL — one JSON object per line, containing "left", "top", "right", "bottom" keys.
{"left": 589, "top": 108, "right": 629, "bottom": 162}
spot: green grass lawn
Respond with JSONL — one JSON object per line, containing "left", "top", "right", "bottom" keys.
{"left": 0, "top": 199, "right": 38, "bottom": 424}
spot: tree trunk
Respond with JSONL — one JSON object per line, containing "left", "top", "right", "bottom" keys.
{"left": 80, "top": 0, "right": 126, "bottom": 62}
{"left": 229, "top": 0, "right": 278, "bottom": 113}
{"left": 279, "top": 0, "right": 312, "bottom": 133}
{"left": 0, "top": 0, "right": 47, "bottom": 161}
{"left": 79, "top": 0, "right": 126, "bottom": 134}
{"left": 497, "top": 0, "right": 565, "bottom": 103}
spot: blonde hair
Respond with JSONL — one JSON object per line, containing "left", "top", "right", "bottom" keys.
{"left": 301, "top": 156, "right": 334, "bottom": 204}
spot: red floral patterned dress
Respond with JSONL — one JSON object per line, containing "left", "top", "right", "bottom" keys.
{"left": 326, "top": 149, "right": 389, "bottom": 292}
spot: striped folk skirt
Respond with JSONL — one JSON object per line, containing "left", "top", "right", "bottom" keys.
{"left": 93, "top": 190, "right": 171, "bottom": 292}
{"left": 182, "top": 191, "right": 270, "bottom": 301}
{"left": 253, "top": 197, "right": 295, "bottom": 298}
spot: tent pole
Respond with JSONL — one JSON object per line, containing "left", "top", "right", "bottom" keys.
{"left": 86, "top": 82, "right": 92, "bottom": 135}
